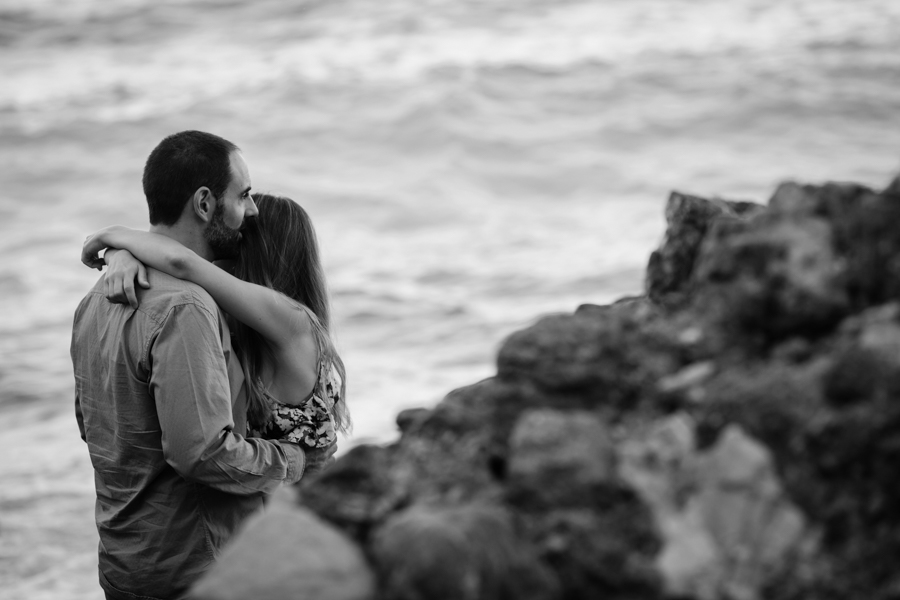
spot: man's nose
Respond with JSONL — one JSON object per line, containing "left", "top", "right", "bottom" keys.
{"left": 246, "top": 196, "right": 259, "bottom": 217}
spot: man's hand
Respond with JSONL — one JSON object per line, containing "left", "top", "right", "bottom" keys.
{"left": 104, "top": 248, "right": 150, "bottom": 309}
{"left": 303, "top": 441, "right": 338, "bottom": 475}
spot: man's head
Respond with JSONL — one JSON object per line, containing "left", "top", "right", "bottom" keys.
{"left": 143, "top": 130, "right": 257, "bottom": 260}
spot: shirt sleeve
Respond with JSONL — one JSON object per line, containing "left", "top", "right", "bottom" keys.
{"left": 75, "top": 391, "right": 86, "bottom": 443}
{"left": 149, "top": 302, "right": 306, "bottom": 493}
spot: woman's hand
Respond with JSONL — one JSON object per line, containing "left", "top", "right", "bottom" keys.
{"left": 81, "top": 226, "right": 118, "bottom": 270}
{"left": 104, "top": 248, "right": 150, "bottom": 309}
{"left": 81, "top": 226, "right": 150, "bottom": 308}
{"left": 81, "top": 225, "right": 129, "bottom": 271}
{"left": 302, "top": 441, "right": 338, "bottom": 475}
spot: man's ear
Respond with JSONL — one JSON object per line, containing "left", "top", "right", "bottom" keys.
{"left": 191, "top": 187, "right": 216, "bottom": 223}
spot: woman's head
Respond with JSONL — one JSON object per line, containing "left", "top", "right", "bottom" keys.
{"left": 234, "top": 194, "right": 330, "bottom": 328}
{"left": 232, "top": 193, "right": 349, "bottom": 433}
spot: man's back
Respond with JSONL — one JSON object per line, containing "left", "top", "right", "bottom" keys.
{"left": 72, "top": 268, "right": 302, "bottom": 600}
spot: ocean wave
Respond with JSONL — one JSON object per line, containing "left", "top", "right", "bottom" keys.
{"left": 3, "top": 0, "right": 899, "bottom": 132}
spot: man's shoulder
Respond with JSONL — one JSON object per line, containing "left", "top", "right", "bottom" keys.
{"left": 141, "top": 268, "right": 219, "bottom": 316}
{"left": 74, "top": 269, "right": 222, "bottom": 329}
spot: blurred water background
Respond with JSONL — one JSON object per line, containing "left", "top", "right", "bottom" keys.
{"left": 0, "top": 0, "right": 898, "bottom": 597}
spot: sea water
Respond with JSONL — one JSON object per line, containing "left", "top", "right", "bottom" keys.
{"left": 1, "top": 0, "right": 899, "bottom": 597}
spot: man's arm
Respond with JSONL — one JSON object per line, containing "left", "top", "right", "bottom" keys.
{"left": 75, "top": 391, "right": 86, "bottom": 443}
{"left": 149, "top": 301, "right": 309, "bottom": 494}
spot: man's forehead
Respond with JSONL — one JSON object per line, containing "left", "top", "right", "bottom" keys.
{"left": 228, "top": 150, "right": 251, "bottom": 188}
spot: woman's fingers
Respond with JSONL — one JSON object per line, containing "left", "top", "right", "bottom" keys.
{"left": 137, "top": 263, "right": 150, "bottom": 289}
{"left": 110, "top": 274, "right": 122, "bottom": 303}
{"left": 123, "top": 277, "right": 138, "bottom": 309}
{"left": 99, "top": 249, "right": 146, "bottom": 308}
{"left": 303, "top": 442, "right": 338, "bottom": 474}
{"left": 81, "top": 246, "right": 103, "bottom": 269}
{"left": 81, "top": 235, "right": 105, "bottom": 269}
{"left": 86, "top": 257, "right": 105, "bottom": 270}
{"left": 104, "top": 270, "right": 133, "bottom": 307}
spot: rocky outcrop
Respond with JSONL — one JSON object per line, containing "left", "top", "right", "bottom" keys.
{"left": 191, "top": 173, "right": 900, "bottom": 600}
{"left": 646, "top": 191, "right": 764, "bottom": 308}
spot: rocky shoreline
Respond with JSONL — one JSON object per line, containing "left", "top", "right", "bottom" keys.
{"left": 192, "top": 173, "right": 900, "bottom": 600}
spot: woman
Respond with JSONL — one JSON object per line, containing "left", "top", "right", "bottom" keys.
{"left": 81, "top": 193, "right": 349, "bottom": 449}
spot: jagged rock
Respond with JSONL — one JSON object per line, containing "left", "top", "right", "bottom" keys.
{"left": 576, "top": 294, "right": 648, "bottom": 316}
{"left": 766, "top": 181, "right": 821, "bottom": 214}
{"left": 692, "top": 426, "right": 812, "bottom": 600}
{"left": 429, "top": 377, "right": 547, "bottom": 475}
{"left": 656, "top": 360, "right": 716, "bottom": 404}
{"left": 387, "top": 380, "right": 509, "bottom": 506}
{"left": 646, "top": 191, "right": 763, "bottom": 306}
{"left": 190, "top": 486, "right": 375, "bottom": 600}
{"left": 691, "top": 210, "right": 848, "bottom": 345}
{"left": 618, "top": 413, "right": 697, "bottom": 511}
{"left": 498, "top": 312, "right": 626, "bottom": 393}
{"left": 496, "top": 304, "right": 685, "bottom": 418}
{"left": 693, "top": 327, "right": 900, "bottom": 599}
{"left": 769, "top": 181, "right": 900, "bottom": 310}
{"left": 518, "top": 498, "right": 662, "bottom": 600}
{"left": 298, "top": 444, "right": 404, "bottom": 542}
{"left": 694, "top": 361, "right": 826, "bottom": 479}
{"left": 304, "top": 378, "right": 518, "bottom": 543}
{"left": 620, "top": 415, "right": 814, "bottom": 600}
{"left": 501, "top": 411, "right": 662, "bottom": 599}
{"left": 370, "top": 504, "right": 558, "bottom": 600}
{"left": 505, "top": 409, "right": 616, "bottom": 508}
{"left": 395, "top": 407, "right": 430, "bottom": 433}
{"left": 825, "top": 303, "right": 900, "bottom": 406}
{"left": 884, "top": 173, "right": 900, "bottom": 198}
{"left": 649, "top": 180, "right": 900, "bottom": 349}
{"left": 767, "top": 180, "right": 874, "bottom": 219}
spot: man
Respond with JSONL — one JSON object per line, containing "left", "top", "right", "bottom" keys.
{"left": 71, "top": 131, "right": 334, "bottom": 600}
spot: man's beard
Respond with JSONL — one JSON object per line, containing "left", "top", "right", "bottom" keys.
{"left": 204, "top": 202, "right": 243, "bottom": 261}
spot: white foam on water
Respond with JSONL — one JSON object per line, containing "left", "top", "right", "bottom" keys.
{"left": 3, "top": 0, "right": 899, "bottom": 131}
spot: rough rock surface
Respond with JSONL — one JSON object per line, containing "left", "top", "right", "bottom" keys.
{"left": 370, "top": 503, "right": 558, "bottom": 600}
{"left": 620, "top": 415, "right": 813, "bottom": 600}
{"left": 193, "top": 172, "right": 900, "bottom": 600}
{"left": 646, "top": 191, "right": 763, "bottom": 307}
{"left": 190, "top": 487, "right": 375, "bottom": 600}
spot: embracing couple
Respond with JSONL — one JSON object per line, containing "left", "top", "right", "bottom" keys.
{"left": 71, "top": 131, "right": 350, "bottom": 600}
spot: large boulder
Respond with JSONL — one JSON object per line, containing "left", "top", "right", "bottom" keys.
{"left": 767, "top": 180, "right": 900, "bottom": 311}
{"left": 190, "top": 487, "right": 375, "bottom": 600}
{"left": 506, "top": 411, "right": 662, "bottom": 599}
{"left": 297, "top": 443, "right": 404, "bottom": 542}
{"left": 370, "top": 504, "right": 558, "bottom": 600}
{"left": 505, "top": 409, "right": 616, "bottom": 508}
{"left": 496, "top": 300, "right": 687, "bottom": 419}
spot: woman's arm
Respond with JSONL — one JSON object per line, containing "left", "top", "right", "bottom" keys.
{"left": 82, "top": 226, "right": 313, "bottom": 349}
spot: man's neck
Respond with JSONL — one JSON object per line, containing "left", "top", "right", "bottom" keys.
{"left": 149, "top": 223, "right": 215, "bottom": 262}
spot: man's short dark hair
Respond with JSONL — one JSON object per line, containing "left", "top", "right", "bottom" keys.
{"left": 143, "top": 131, "right": 239, "bottom": 226}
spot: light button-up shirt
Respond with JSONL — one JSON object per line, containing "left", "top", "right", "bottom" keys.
{"left": 71, "top": 268, "right": 305, "bottom": 600}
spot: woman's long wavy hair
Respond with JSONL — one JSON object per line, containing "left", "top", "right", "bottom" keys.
{"left": 231, "top": 193, "right": 349, "bottom": 434}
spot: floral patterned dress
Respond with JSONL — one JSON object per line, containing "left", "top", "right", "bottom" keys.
{"left": 250, "top": 360, "right": 341, "bottom": 449}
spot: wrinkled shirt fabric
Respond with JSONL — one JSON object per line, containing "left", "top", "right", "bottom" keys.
{"left": 71, "top": 269, "right": 306, "bottom": 600}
